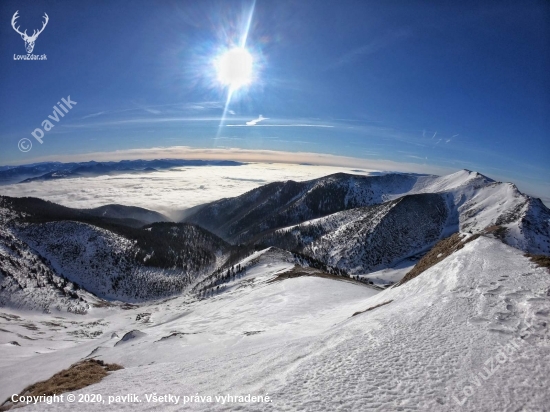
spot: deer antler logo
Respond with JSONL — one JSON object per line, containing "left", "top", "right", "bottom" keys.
{"left": 11, "top": 11, "right": 49, "bottom": 54}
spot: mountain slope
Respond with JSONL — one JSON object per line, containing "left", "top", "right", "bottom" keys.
{"left": 511, "top": 196, "right": 550, "bottom": 254}
{"left": 0, "top": 198, "right": 231, "bottom": 310}
{"left": 186, "top": 169, "right": 550, "bottom": 256}
{"left": 14, "top": 221, "right": 230, "bottom": 303}
{"left": 418, "top": 171, "right": 550, "bottom": 255}
{"left": 4, "top": 236, "right": 548, "bottom": 411}
{"left": 259, "top": 193, "right": 448, "bottom": 274}
{"left": 266, "top": 237, "right": 550, "bottom": 411}
{"left": 184, "top": 172, "right": 433, "bottom": 243}
{"left": 0, "top": 196, "right": 167, "bottom": 228}
{"left": 406, "top": 168, "right": 494, "bottom": 195}
{"left": 82, "top": 204, "right": 169, "bottom": 225}
{"left": 0, "top": 213, "right": 93, "bottom": 313}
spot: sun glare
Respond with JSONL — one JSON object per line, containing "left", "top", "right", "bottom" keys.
{"left": 216, "top": 48, "right": 253, "bottom": 89}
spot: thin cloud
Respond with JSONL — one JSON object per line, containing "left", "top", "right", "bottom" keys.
{"left": 130, "top": 101, "right": 163, "bottom": 115}
{"left": 227, "top": 124, "right": 333, "bottom": 128}
{"left": 82, "top": 111, "right": 106, "bottom": 119}
{"left": 67, "top": 117, "right": 227, "bottom": 128}
{"left": 18, "top": 145, "right": 455, "bottom": 177}
{"left": 446, "top": 134, "right": 459, "bottom": 143}
{"left": 80, "top": 103, "right": 201, "bottom": 121}
{"left": 277, "top": 140, "right": 313, "bottom": 144}
{"left": 327, "top": 30, "right": 409, "bottom": 70}
{"left": 183, "top": 101, "right": 224, "bottom": 111}
{"left": 144, "top": 108, "right": 161, "bottom": 115}
{"left": 246, "top": 115, "right": 268, "bottom": 126}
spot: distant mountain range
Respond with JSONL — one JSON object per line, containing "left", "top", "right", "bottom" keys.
{"left": 0, "top": 159, "right": 243, "bottom": 184}
{"left": 0, "top": 168, "right": 549, "bottom": 313}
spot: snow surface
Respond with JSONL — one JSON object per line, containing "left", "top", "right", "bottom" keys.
{"left": 362, "top": 257, "right": 418, "bottom": 286}
{"left": 1, "top": 237, "right": 548, "bottom": 411}
{"left": 404, "top": 170, "right": 550, "bottom": 254}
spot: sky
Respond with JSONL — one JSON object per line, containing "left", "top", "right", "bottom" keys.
{"left": 0, "top": 0, "right": 548, "bottom": 201}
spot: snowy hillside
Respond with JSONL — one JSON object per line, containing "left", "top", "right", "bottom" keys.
{"left": 256, "top": 169, "right": 550, "bottom": 274}
{"left": 15, "top": 221, "right": 196, "bottom": 302}
{"left": 259, "top": 193, "right": 448, "bottom": 274}
{"left": 191, "top": 246, "right": 375, "bottom": 298}
{"left": 1, "top": 236, "right": 547, "bottom": 411}
{"left": 0, "top": 218, "right": 93, "bottom": 314}
{"left": 184, "top": 172, "right": 435, "bottom": 242}
{"left": 409, "top": 170, "right": 550, "bottom": 255}
{"left": 406, "top": 168, "right": 494, "bottom": 194}
{"left": 0, "top": 168, "right": 548, "bottom": 411}
{"left": 185, "top": 169, "right": 550, "bottom": 255}
{"left": 0, "top": 199, "right": 232, "bottom": 311}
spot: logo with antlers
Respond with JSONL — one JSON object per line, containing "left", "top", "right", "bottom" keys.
{"left": 11, "top": 11, "right": 49, "bottom": 54}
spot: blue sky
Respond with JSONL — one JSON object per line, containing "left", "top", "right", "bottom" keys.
{"left": 0, "top": 0, "right": 548, "bottom": 201}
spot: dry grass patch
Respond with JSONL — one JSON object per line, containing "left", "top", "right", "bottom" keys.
{"left": 1, "top": 359, "right": 123, "bottom": 410}
{"left": 267, "top": 265, "right": 375, "bottom": 287}
{"left": 525, "top": 253, "right": 550, "bottom": 270}
{"left": 352, "top": 300, "right": 393, "bottom": 317}
{"left": 484, "top": 225, "right": 508, "bottom": 240}
{"left": 397, "top": 233, "right": 481, "bottom": 287}
{"left": 92, "top": 300, "right": 115, "bottom": 308}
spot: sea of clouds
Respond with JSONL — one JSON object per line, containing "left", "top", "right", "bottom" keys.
{"left": 0, "top": 163, "right": 373, "bottom": 220}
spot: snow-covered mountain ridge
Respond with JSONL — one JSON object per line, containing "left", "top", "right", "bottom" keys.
{"left": 0, "top": 166, "right": 549, "bottom": 410}
{"left": 258, "top": 193, "right": 449, "bottom": 274}
{"left": 406, "top": 170, "right": 550, "bottom": 254}
{"left": 0, "top": 197, "right": 232, "bottom": 311}
{"left": 184, "top": 172, "right": 428, "bottom": 243}
{"left": 250, "top": 170, "right": 549, "bottom": 275}
{"left": 0, "top": 219, "right": 94, "bottom": 313}
{"left": 1, "top": 169, "right": 548, "bottom": 313}
{"left": 1, "top": 236, "right": 547, "bottom": 411}
{"left": 185, "top": 169, "right": 550, "bottom": 256}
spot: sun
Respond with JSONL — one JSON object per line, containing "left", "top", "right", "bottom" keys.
{"left": 216, "top": 47, "right": 254, "bottom": 90}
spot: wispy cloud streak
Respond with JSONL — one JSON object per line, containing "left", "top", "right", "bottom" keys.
{"left": 226, "top": 124, "right": 333, "bottom": 128}
{"left": 327, "top": 30, "right": 409, "bottom": 70}
{"left": 246, "top": 115, "right": 268, "bottom": 126}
